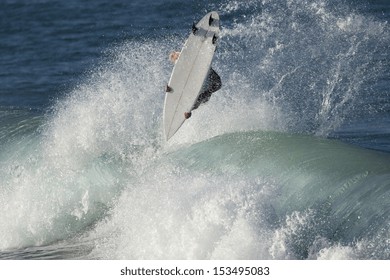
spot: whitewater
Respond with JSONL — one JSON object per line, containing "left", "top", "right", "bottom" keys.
{"left": 0, "top": 0, "right": 389, "bottom": 259}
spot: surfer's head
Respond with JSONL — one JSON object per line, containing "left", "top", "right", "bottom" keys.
{"left": 169, "top": 51, "right": 180, "bottom": 63}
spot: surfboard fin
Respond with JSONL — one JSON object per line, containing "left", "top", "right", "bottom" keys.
{"left": 209, "top": 15, "right": 214, "bottom": 25}
{"left": 192, "top": 22, "right": 198, "bottom": 34}
{"left": 212, "top": 34, "right": 218, "bottom": 45}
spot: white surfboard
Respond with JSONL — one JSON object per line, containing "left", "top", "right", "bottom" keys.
{"left": 163, "top": 11, "right": 220, "bottom": 140}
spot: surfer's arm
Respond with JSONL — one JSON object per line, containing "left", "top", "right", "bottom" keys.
{"left": 169, "top": 51, "right": 181, "bottom": 64}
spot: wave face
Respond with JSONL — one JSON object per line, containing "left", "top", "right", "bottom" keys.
{"left": 84, "top": 131, "right": 390, "bottom": 260}
{"left": 0, "top": 0, "right": 389, "bottom": 259}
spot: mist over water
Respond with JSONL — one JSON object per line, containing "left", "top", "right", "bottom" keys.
{"left": 0, "top": 0, "right": 389, "bottom": 259}
{"left": 219, "top": 0, "right": 389, "bottom": 135}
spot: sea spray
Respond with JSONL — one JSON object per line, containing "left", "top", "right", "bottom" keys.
{"left": 217, "top": 0, "right": 389, "bottom": 136}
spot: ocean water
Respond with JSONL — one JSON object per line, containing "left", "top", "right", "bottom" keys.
{"left": 0, "top": 0, "right": 389, "bottom": 260}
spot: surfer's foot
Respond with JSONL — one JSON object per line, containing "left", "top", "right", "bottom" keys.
{"left": 184, "top": 112, "right": 192, "bottom": 119}
{"left": 165, "top": 85, "right": 173, "bottom": 93}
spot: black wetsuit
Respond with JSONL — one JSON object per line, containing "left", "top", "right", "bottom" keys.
{"left": 192, "top": 68, "right": 222, "bottom": 110}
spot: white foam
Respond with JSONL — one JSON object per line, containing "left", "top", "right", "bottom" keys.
{"left": 0, "top": 41, "right": 171, "bottom": 250}
{"left": 86, "top": 171, "right": 278, "bottom": 259}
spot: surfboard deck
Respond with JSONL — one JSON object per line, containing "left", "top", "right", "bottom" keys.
{"left": 163, "top": 11, "right": 220, "bottom": 140}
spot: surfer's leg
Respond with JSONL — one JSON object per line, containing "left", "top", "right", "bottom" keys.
{"left": 184, "top": 112, "right": 192, "bottom": 119}
{"left": 190, "top": 69, "right": 221, "bottom": 111}
{"left": 209, "top": 69, "right": 222, "bottom": 92}
{"left": 192, "top": 91, "right": 208, "bottom": 110}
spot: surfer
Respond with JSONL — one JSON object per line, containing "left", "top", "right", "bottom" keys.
{"left": 168, "top": 51, "right": 222, "bottom": 119}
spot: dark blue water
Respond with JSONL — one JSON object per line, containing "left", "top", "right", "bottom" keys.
{"left": 0, "top": 0, "right": 389, "bottom": 259}
{"left": 0, "top": 0, "right": 192, "bottom": 108}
